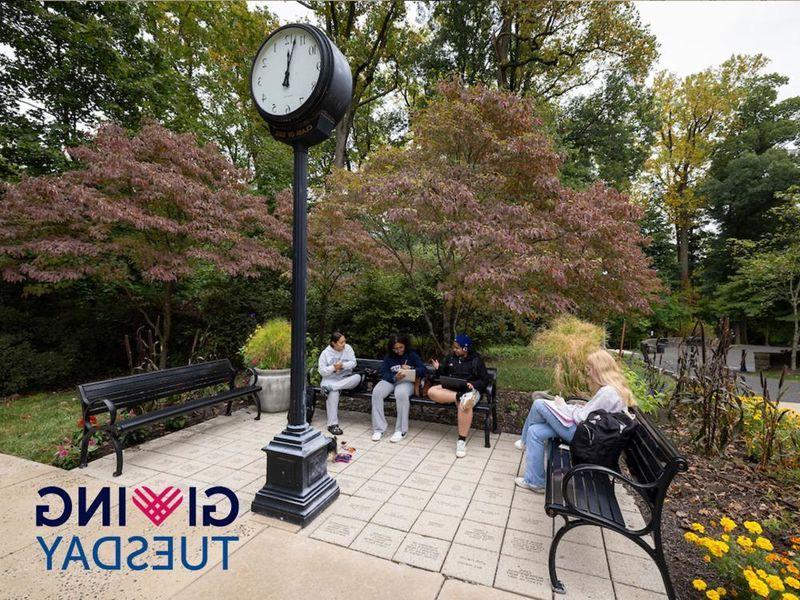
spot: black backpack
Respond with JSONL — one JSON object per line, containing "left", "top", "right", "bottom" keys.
{"left": 569, "top": 410, "right": 639, "bottom": 470}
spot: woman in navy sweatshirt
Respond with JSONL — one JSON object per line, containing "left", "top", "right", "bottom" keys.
{"left": 371, "top": 333, "right": 427, "bottom": 442}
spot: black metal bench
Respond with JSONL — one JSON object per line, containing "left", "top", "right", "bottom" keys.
{"left": 306, "top": 358, "right": 498, "bottom": 447}
{"left": 544, "top": 406, "right": 688, "bottom": 599}
{"left": 77, "top": 359, "right": 261, "bottom": 476}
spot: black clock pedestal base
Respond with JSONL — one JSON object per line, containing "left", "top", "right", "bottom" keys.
{"left": 250, "top": 424, "right": 339, "bottom": 526}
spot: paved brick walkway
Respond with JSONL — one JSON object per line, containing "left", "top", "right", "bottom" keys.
{"left": 1, "top": 407, "right": 670, "bottom": 599}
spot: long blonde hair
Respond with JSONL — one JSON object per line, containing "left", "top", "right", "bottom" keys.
{"left": 585, "top": 350, "right": 635, "bottom": 407}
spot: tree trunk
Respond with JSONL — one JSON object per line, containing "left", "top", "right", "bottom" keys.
{"left": 792, "top": 305, "right": 799, "bottom": 371}
{"left": 333, "top": 106, "right": 354, "bottom": 169}
{"left": 160, "top": 281, "right": 173, "bottom": 370}
{"left": 442, "top": 301, "right": 452, "bottom": 354}
{"left": 676, "top": 225, "right": 691, "bottom": 288}
{"left": 494, "top": 12, "right": 512, "bottom": 90}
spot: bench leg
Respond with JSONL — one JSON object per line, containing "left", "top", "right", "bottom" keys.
{"left": 253, "top": 392, "right": 262, "bottom": 421}
{"left": 78, "top": 429, "right": 92, "bottom": 468}
{"left": 484, "top": 412, "right": 491, "bottom": 448}
{"left": 305, "top": 388, "right": 316, "bottom": 424}
{"left": 109, "top": 432, "right": 124, "bottom": 477}
{"left": 549, "top": 518, "right": 588, "bottom": 594}
{"left": 653, "top": 540, "right": 677, "bottom": 600}
{"left": 225, "top": 399, "right": 233, "bottom": 416}
{"left": 491, "top": 402, "right": 498, "bottom": 432}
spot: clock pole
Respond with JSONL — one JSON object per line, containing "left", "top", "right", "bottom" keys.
{"left": 250, "top": 140, "right": 339, "bottom": 526}
{"left": 249, "top": 23, "right": 351, "bottom": 527}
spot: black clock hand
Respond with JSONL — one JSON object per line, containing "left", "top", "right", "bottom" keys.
{"left": 282, "top": 39, "right": 296, "bottom": 88}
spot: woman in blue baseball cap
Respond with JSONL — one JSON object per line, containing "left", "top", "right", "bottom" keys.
{"left": 428, "top": 333, "right": 489, "bottom": 458}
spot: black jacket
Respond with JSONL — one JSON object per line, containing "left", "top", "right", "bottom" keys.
{"left": 436, "top": 351, "right": 489, "bottom": 392}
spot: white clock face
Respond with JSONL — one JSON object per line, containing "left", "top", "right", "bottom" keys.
{"left": 252, "top": 27, "right": 322, "bottom": 117}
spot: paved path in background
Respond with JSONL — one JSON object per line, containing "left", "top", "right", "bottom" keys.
{"left": 637, "top": 345, "right": 800, "bottom": 407}
{"left": 0, "top": 408, "right": 667, "bottom": 599}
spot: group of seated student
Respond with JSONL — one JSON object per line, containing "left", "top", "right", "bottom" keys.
{"left": 317, "top": 331, "right": 488, "bottom": 458}
{"left": 317, "top": 332, "right": 636, "bottom": 475}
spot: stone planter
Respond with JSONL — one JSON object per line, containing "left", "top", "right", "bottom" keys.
{"left": 253, "top": 367, "right": 291, "bottom": 413}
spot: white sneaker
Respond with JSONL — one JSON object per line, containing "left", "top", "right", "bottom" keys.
{"left": 459, "top": 389, "right": 481, "bottom": 410}
{"left": 371, "top": 431, "right": 382, "bottom": 442}
{"left": 514, "top": 477, "right": 545, "bottom": 494}
{"left": 455, "top": 439, "right": 467, "bottom": 458}
{"left": 389, "top": 431, "right": 406, "bottom": 443}
{"left": 514, "top": 439, "right": 525, "bottom": 451}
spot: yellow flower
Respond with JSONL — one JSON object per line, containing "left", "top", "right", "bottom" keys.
{"left": 720, "top": 517, "right": 737, "bottom": 532}
{"left": 782, "top": 593, "right": 799, "bottom": 600}
{"left": 722, "top": 534, "right": 731, "bottom": 542}
{"left": 716, "top": 588, "right": 727, "bottom": 596}
{"left": 758, "top": 569, "right": 768, "bottom": 579}
{"left": 787, "top": 577, "right": 800, "bottom": 590}
{"left": 685, "top": 532, "right": 700, "bottom": 543}
{"left": 749, "top": 578, "right": 770, "bottom": 597}
{"left": 707, "top": 591, "right": 720, "bottom": 600}
{"left": 703, "top": 555, "right": 712, "bottom": 563}
{"left": 738, "top": 536, "right": 754, "bottom": 549}
{"left": 757, "top": 537, "right": 774, "bottom": 552}
{"left": 768, "top": 575, "right": 786, "bottom": 592}
{"left": 744, "top": 521, "right": 763, "bottom": 535}
{"left": 693, "top": 579, "right": 708, "bottom": 591}
{"left": 692, "top": 523, "right": 706, "bottom": 534}
{"left": 789, "top": 565, "right": 800, "bottom": 576}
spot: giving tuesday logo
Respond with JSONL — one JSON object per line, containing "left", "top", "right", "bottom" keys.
{"left": 131, "top": 486, "right": 183, "bottom": 526}
{"left": 35, "top": 484, "right": 240, "bottom": 572}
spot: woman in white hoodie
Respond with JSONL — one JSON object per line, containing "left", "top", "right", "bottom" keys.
{"left": 318, "top": 332, "right": 361, "bottom": 435}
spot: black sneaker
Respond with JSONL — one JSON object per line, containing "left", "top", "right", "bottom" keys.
{"left": 328, "top": 424, "right": 343, "bottom": 436}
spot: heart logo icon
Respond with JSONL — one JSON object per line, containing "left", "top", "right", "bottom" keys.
{"left": 132, "top": 486, "right": 183, "bottom": 526}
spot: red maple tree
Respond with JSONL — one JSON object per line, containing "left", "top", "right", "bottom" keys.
{"left": 1, "top": 123, "right": 290, "bottom": 368}
{"left": 320, "top": 81, "right": 661, "bottom": 350}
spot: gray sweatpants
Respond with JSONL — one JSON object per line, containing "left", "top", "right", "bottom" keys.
{"left": 371, "top": 379, "right": 413, "bottom": 434}
{"left": 321, "top": 373, "right": 362, "bottom": 426}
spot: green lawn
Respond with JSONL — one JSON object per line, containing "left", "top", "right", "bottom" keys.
{"left": 762, "top": 369, "right": 800, "bottom": 382}
{"left": 484, "top": 345, "right": 553, "bottom": 392}
{"left": 0, "top": 390, "right": 81, "bottom": 464}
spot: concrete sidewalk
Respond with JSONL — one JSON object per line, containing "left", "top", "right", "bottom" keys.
{"left": 0, "top": 408, "right": 667, "bottom": 599}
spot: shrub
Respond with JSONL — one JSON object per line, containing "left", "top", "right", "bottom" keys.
{"left": 240, "top": 318, "right": 292, "bottom": 370}
{"left": 683, "top": 517, "right": 800, "bottom": 599}
{"left": 529, "top": 316, "right": 605, "bottom": 396}
{"left": 623, "top": 365, "right": 665, "bottom": 414}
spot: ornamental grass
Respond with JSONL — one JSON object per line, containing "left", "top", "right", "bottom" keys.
{"left": 528, "top": 315, "right": 605, "bottom": 396}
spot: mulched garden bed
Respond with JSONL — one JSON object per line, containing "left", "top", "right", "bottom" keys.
{"left": 656, "top": 415, "right": 800, "bottom": 599}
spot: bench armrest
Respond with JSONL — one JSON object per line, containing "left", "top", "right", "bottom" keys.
{"left": 101, "top": 398, "right": 117, "bottom": 425}
{"left": 243, "top": 367, "right": 257, "bottom": 387}
{"left": 561, "top": 463, "right": 657, "bottom": 534}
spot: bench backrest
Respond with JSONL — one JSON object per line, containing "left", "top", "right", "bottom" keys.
{"left": 623, "top": 407, "right": 688, "bottom": 506}
{"left": 79, "top": 359, "right": 236, "bottom": 415}
{"left": 355, "top": 358, "right": 497, "bottom": 384}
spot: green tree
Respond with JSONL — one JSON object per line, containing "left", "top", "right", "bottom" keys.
{"left": 559, "top": 72, "right": 658, "bottom": 191}
{"left": 301, "top": 1, "right": 417, "bottom": 168}
{"left": 702, "top": 74, "right": 800, "bottom": 285}
{"left": 0, "top": 1, "right": 177, "bottom": 179}
{"left": 142, "top": 1, "right": 293, "bottom": 194}
{"left": 721, "top": 198, "right": 800, "bottom": 369}
{"left": 423, "top": 1, "right": 656, "bottom": 99}
{"left": 644, "top": 55, "right": 769, "bottom": 287}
